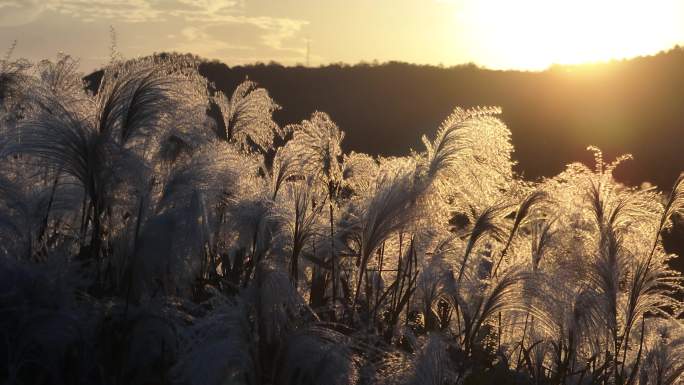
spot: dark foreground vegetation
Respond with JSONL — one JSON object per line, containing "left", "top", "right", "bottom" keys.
{"left": 2, "top": 51, "right": 684, "bottom": 385}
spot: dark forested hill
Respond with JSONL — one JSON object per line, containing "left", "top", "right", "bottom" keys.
{"left": 197, "top": 47, "right": 684, "bottom": 190}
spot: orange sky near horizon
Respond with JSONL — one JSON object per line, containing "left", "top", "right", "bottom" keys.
{"left": 1, "top": 0, "right": 683, "bottom": 71}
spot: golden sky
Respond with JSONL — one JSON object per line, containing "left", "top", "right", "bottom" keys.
{"left": 1, "top": 0, "right": 683, "bottom": 71}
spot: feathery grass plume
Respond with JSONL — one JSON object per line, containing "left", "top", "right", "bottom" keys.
{"left": 0, "top": 40, "right": 25, "bottom": 90}
{"left": 456, "top": 203, "right": 509, "bottom": 283}
{"left": 129, "top": 190, "right": 209, "bottom": 299}
{"left": 35, "top": 54, "right": 88, "bottom": 110}
{"left": 0, "top": 175, "right": 41, "bottom": 256}
{"left": 419, "top": 107, "right": 513, "bottom": 230}
{"left": 492, "top": 190, "right": 548, "bottom": 277}
{"left": 619, "top": 247, "right": 683, "bottom": 381}
{"left": 2, "top": 58, "right": 195, "bottom": 262}
{"left": 587, "top": 179, "right": 631, "bottom": 381}
{"left": 285, "top": 111, "right": 345, "bottom": 186}
{"left": 520, "top": 151, "right": 680, "bottom": 384}
{"left": 255, "top": 262, "right": 308, "bottom": 343}
{"left": 160, "top": 140, "right": 244, "bottom": 209}
{"left": 420, "top": 106, "right": 501, "bottom": 179}
{"left": 404, "top": 335, "right": 453, "bottom": 385}
{"left": 3, "top": 98, "right": 100, "bottom": 186}
{"left": 661, "top": 173, "right": 684, "bottom": 229}
{"left": 274, "top": 326, "right": 358, "bottom": 385}
{"left": 0, "top": 173, "right": 82, "bottom": 259}
{"left": 157, "top": 131, "right": 198, "bottom": 166}
{"left": 451, "top": 264, "right": 527, "bottom": 354}
{"left": 92, "top": 55, "right": 211, "bottom": 159}
{"left": 529, "top": 217, "right": 556, "bottom": 271}
{"left": 0, "top": 41, "right": 33, "bottom": 121}
{"left": 269, "top": 143, "right": 301, "bottom": 199}
{"left": 280, "top": 112, "right": 346, "bottom": 308}
{"left": 173, "top": 298, "right": 257, "bottom": 385}
{"left": 1, "top": 99, "right": 115, "bottom": 259}
{"left": 638, "top": 319, "right": 684, "bottom": 385}
{"left": 415, "top": 252, "right": 453, "bottom": 332}
{"left": 527, "top": 279, "right": 602, "bottom": 382}
{"left": 223, "top": 192, "right": 274, "bottom": 279}
{"left": 96, "top": 63, "right": 178, "bottom": 145}
{"left": 649, "top": 173, "right": 684, "bottom": 265}
{"left": 558, "top": 148, "right": 683, "bottom": 384}
{"left": 435, "top": 107, "right": 514, "bottom": 213}
{"left": 348, "top": 159, "right": 421, "bottom": 319}
{"left": 270, "top": 179, "right": 325, "bottom": 288}
{"left": 214, "top": 80, "right": 280, "bottom": 152}
{"left": 341, "top": 151, "right": 379, "bottom": 198}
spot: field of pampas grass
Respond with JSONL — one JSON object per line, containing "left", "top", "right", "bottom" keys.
{"left": 1, "top": 52, "right": 683, "bottom": 385}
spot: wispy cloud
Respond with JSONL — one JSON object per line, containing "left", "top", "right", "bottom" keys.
{"left": 0, "top": 0, "right": 309, "bottom": 67}
{"left": 0, "top": 0, "right": 243, "bottom": 24}
{"left": 47, "top": 0, "right": 165, "bottom": 23}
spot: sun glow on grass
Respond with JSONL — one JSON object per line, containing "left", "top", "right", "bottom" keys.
{"left": 453, "top": 0, "right": 684, "bottom": 70}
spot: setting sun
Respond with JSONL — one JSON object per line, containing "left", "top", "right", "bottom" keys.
{"left": 453, "top": 0, "right": 684, "bottom": 69}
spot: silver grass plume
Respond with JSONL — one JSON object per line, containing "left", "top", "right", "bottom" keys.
{"left": 285, "top": 111, "right": 345, "bottom": 187}
{"left": 160, "top": 141, "right": 244, "bottom": 209}
{"left": 450, "top": 265, "right": 527, "bottom": 353}
{"left": 96, "top": 63, "right": 180, "bottom": 145}
{"left": 270, "top": 179, "right": 325, "bottom": 287}
{"left": 492, "top": 190, "right": 548, "bottom": 277}
{"left": 255, "top": 262, "right": 308, "bottom": 343}
{"left": 274, "top": 326, "right": 359, "bottom": 385}
{"left": 35, "top": 54, "right": 88, "bottom": 110}
{"left": 349, "top": 161, "right": 421, "bottom": 318}
{"left": 457, "top": 203, "right": 509, "bottom": 283}
{"left": 173, "top": 298, "right": 256, "bottom": 385}
{"left": 214, "top": 80, "right": 280, "bottom": 152}
{"left": 405, "top": 335, "right": 453, "bottom": 385}
{"left": 421, "top": 107, "right": 502, "bottom": 180}
{"left": 342, "top": 151, "right": 379, "bottom": 197}
{"left": 648, "top": 173, "right": 684, "bottom": 266}
{"left": 269, "top": 143, "right": 301, "bottom": 200}
{"left": 640, "top": 320, "right": 684, "bottom": 385}
{"left": 0, "top": 41, "right": 33, "bottom": 123}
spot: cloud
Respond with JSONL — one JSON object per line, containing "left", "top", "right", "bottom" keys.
{"left": 176, "top": 0, "right": 242, "bottom": 14}
{"left": 162, "top": 1, "right": 309, "bottom": 60}
{"left": 183, "top": 15, "right": 308, "bottom": 53}
{"left": 45, "top": 0, "right": 166, "bottom": 23}
{"left": 172, "top": 18, "right": 307, "bottom": 62}
{"left": 0, "top": 0, "right": 310, "bottom": 68}
{"left": 44, "top": 0, "right": 240, "bottom": 24}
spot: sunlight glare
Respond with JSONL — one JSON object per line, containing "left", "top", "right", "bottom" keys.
{"left": 453, "top": 0, "right": 684, "bottom": 69}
